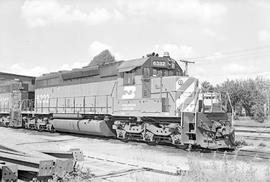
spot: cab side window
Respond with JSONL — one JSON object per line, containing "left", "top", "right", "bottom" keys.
{"left": 163, "top": 70, "right": 168, "bottom": 76}
{"left": 143, "top": 67, "right": 150, "bottom": 78}
{"left": 152, "top": 68, "right": 164, "bottom": 77}
{"left": 152, "top": 69, "right": 157, "bottom": 77}
{"left": 123, "top": 71, "right": 135, "bottom": 85}
{"left": 157, "top": 70, "right": 162, "bottom": 77}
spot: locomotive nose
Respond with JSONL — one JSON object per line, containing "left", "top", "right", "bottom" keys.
{"left": 175, "top": 76, "right": 199, "bottom": 113}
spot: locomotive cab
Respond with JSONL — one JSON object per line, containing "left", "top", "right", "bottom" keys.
{"left": 113, "top": 53, "right": 203, "bottom": 145}
{"left": 113, "top": 53, "right": 234, "bottom": 148}
{"left": 115, "top": 53, "right": 185, "bottom": 117}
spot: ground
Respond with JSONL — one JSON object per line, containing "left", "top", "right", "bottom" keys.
{"left": 0, "top": 119, "right": 270, "bottom": 181}
{"left": 234, "top": 117, "right": 270, "bottom": 151}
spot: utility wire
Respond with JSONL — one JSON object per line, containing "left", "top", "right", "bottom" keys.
{"left": 195, "top": 50, "right": 270, "bottom": 63}
{"left": 186, "top": 44, "right": 270, "bottom": 61}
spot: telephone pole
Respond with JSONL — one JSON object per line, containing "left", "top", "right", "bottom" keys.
{"left": 179, "top": 60, "right": 195, "bottom": 76}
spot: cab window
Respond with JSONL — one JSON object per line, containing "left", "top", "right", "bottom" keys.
{"left": 163, "top": 70, "right": 168, "bottom": 76}
{"left": 152, "top": 69, "right": 157, "bottom": 77}
{"left": 157, "top": 70, "right": 162, "bottom": 77}
{"left": 123, "top": 71, "right": 135, "bottom": 85}
{"left": 143, "top": 67, "right": 150, "bottom": 78}
{"left": 152, "top": 68, "right": 163, "bottom": 77}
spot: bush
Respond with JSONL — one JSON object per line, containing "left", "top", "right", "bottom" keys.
{"left": 251, "top": 104, "right": 266, "bottom": 122}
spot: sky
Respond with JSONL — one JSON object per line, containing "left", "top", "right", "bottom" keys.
{"left": 1, "top": 0, "right": 270, "bottom": 84}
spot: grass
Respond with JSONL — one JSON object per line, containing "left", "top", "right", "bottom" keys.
{"left": 50, "top": 151, "right": 270, "bottom": 182}
{"left": 259, "top": 142, "right": 267, "bottom": 147}
{"left": 46, "top": 163, "right": 94, "bottom": 182}
{"left": 181, "top": 154, "right": 270, "bottom": 182}
{"left": 126, "top": 152, "right": 270, "bottom": 182}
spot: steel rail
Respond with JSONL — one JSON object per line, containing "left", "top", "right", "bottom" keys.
{"left": 84, "top": 155, "right": 187, "bottom": 176}
{"left": 92, "top": 168, "right": 146, "bottom": 180}
{"left": 211, "top": 149, "right": 270, "bottom": 160}
{"left": 0, "top": 148, "right": 83, "bottom": 181}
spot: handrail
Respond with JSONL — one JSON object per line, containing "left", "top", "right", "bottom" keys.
{"left": 110, "top": 81, "right": 117, "bottom": 96}
{"left": 34, "top": 94, "right": 113, "bottom": 114}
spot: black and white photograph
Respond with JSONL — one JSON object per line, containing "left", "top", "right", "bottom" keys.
{"left": 0, "top": 0, "right": 270, "bottom": 181}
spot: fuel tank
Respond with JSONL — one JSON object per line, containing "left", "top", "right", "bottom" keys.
{"left": 52, "top": 119, "right": 116, "bottom": 137}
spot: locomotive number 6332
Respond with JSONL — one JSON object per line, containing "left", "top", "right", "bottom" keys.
{"left": 152, "top": 60, "right": 166, "bottom": 67}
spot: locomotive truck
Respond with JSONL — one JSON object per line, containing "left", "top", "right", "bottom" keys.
{"left": 0, "top": 52, "right": 235, "bottom": 149}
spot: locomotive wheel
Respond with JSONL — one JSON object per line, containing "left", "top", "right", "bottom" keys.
{"left": 146, "top": 135, "right": 157, "bottom": 146}
{"left": 147, "top": 141, "right": 157, "bottom": 146}
{"left": 50, "top": 126, "right": 56, "bottom": 133}
{"left": 119, "top": 138, "right": 129, "bottom": 143}
{"left": 175, "top": 144, "right": 188, "bottom": 150}
{"left": 38, "top": 126, "right": 43, "bottom": 132}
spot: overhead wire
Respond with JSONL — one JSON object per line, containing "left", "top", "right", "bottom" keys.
{"left": 185, "top": 44, "right": 270, "bottom": 62}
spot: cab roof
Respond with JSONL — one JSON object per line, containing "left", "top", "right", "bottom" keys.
{"left": 118, "top": 57, "right": 149, "bottom": 72}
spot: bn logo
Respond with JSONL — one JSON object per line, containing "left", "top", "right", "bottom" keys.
{"left": 178, "top": 79, "right": 184, "bottom": 86}
{"left": 122, "top": 86, "right": 136, "bottom": 99}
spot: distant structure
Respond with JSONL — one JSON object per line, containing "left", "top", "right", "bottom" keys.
{"left": 178, "top": 60, "right": 195, "bottom": 76}
{"left": 0, "top": 72, "right": 35, "bottom": 84}
{"left": 88, "top": 50, "right": 115, "bottom": 67}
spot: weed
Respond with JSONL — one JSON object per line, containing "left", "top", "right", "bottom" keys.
{"left": 235, "top": 136, "right": 249, "bottom": 147}
{"left": 181, "top": 153, "right": 267, "bottom": 182}
{"left": 258, "top": 142, "right": 267, "bottom": 147}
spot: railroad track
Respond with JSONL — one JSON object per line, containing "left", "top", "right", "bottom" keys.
{"left": 2, "top": 126, "right": 270, "bottom": 163}
{"left": 207, "top": 149, "right": 270, "bottom": 161}
{"left": 83, "top": 148, "right": 270, "bottom": 182}
{"left": 84, "top": 155, "right": 186, "bottom": 176}
{"left": 238, "top": 135, "right": 270, "bottom": 141}
{"left": 234, "top": 125, "right": 270, "bottom": 128}
{"left": 235, "top": 129, "right": 270, "bottom": 134}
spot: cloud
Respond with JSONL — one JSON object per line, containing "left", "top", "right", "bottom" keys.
{"left": 1, "top": 63, "right": 48, "bottom": 77}
{"left": 202, "top": 28, "right": 216, "bottom": 37}
{"left": 258, "top": 72, "right": 270, "bottom": 79}
{"left": 21, "top": 0, "right": 227, "bottom": 27}
{"left": 89, "top": 41, "right": 112, "bottom": 58}
{"left": 202, "top": 62, "right": 259, "bottom": 83}
{"left": 117, "top": 0, "right": 227, "bottom": 24}
{"left": 88, "top": 41, "right": 121, "bottom": 59}
{"left": 59, "top": 62, "right": 88, "bottom": 71}
{"left": 21, "top": 0, "right": 124, "bottom": 27}
{"left": 222, "top": 63, "right": 252, "bottom": 74}
{"left": 258, "top": 29, "right": 270, "bottom": 42}
{"left": 152, "top": 44, "right": 195, "bottom": 59}
{"left": 1, "top": 62, "right": 90, "bottom": 77}
{"left": 190, "top": 57, "right": 268, "bottom": 84}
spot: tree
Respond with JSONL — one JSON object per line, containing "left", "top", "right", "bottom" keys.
{"left": 215, "top": 77, "right": 270, "bottom": 122}
{"left": 89, "top": 50, "right": 115, "bottom": 67}
{"left": 201, "top": 81, "right": 214, "bottom": 93}
{"left": 215, "top": 79, "right": 242, "bottom": 113}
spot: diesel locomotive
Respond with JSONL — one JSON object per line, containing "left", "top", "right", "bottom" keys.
{"left": 0, "top": 52, "right": 235, "bottom": 149}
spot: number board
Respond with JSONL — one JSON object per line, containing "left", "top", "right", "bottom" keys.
{"left": 152, "top": 60, "right": 167, "bottom": 68}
